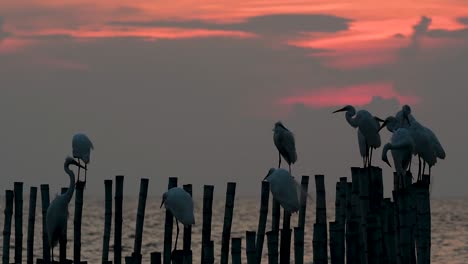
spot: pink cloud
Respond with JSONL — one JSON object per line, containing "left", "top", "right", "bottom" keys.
{"left": 278, "top": 82, "right": 420, "bottom": 108}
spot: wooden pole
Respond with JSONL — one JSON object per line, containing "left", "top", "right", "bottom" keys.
{"left": 280, "top": 210, "right": 292, "bottom": 264}
{"left": 349, "top": 168, "right": 361, "bottom": 264}
{"left": 382, "top": 198, "right": 397, "bottom": 264}
{"left": 163, "top": 177, "right": 177, "bottom": 264}
{"left": 26, "top": 187, "right": 37, "bottom": 264}
{"left": 14, "top": 182, "right": 24, "bottom": 264}
{"left": 295, "top": 176, "right": 309, "bottom": 264}
{"left": 345, "top": 182, "right": 357, "bottom": 264}
{"left": 358, "top": 168, "right": 370, "bottom": 264}
{"left": 133, "top": 178, "right": 149, "bottom": 263}
{"left": 102, "top": 180, "right": 113, "bottom": 263}
{"left": 115, "top": 175, "right": 125, "bottom": 264}
{"left": 74, "top": 181, "right": 86, "bottom": 264}
{"left": 313, "top": 174, "right": 328, "bottom": 264}
{"left": 396, "top": 189, "right": 411, "bottom": 264}
{"left": 416, "top": 175, "right": 431, "bottom": 264}
{"left": 246, "top": 231, "right": 257, "bottom": 264}
{"left": 336, "top": 178, "right": 347, "bottom": 264}
{"left": 366, "top": 215, "right": 383, "bottom": 264}
{"left": 266, "top": 231, "right": 279, "bottom": 264}
{"left": 293, "top": 227, "right": 304, "bottom": 264}
{"left": 182, "top": 184, "right": 193, "bottom": 264}
{"left": 231, "top": 238, "right": 242, "bottom": 264}
{"left": 203, "top": 241, "right": 214, "bottom": 264}
{"left": 255, "top": 181, "right": 269, "bottom": 264}
{"left": 2, "top": 190, "right": 14, "bottom": 264}
{"left": 271, "top": 199, "right": 281, "bottom": 232}
{"left": 329, "top": 221, "right": 339, "bottom": 264}
{"left": 150, "top": 252, "right": 161, "bottom": 264}
{"left": 221, "top": 182, "right": 236, "bottom": 264}
{"left": 40, "top": 184, "right": 51, "bottom": 263}
{"left": 59, "top": 187, "right": 69, "bottom": 263}
{"left": 201, "top": 185, "right": 214, "bottom": 264}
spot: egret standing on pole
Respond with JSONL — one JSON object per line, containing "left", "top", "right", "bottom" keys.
{"left": 263, "top": 168, "right": 300, "bottom": 214}
{"left": 333, "top": 105, "right": 383, "bottom": 167}
{"left": 160, "top": 187, "right": 195, "bottom": 252}
{"left": 273, "top": 121, "right": 297, "bottom": 174}
{"left": 46, "top": 157, "right": 85, "bottom": 261}
{"left": 72, "top": 133, "right": 94, "bottom": 182}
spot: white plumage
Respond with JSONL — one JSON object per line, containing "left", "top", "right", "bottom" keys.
{"left": 264, "top": 168, "right": 300, "bottom": 214}
{"left": 273, "top": 121, "right": 297, "bottom": 174}
{"left": 160, "top": 187, "right": 195, "bottom": 251}
{"left": 46, "top": 157, "right": 85, "bottom": 261}
{"left": 72, "top": 133, "right": 94, "bottom": 182}
{"left": 333, "top": 105, "right": 382, "bottom": 167}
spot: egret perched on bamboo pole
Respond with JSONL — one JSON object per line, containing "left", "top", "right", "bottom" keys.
{"left": 333, "top": 105, "right": 383, "bottom": 167}
{"left": 46, "top": 157, "right": 85, "bottom": 262}
{"left": 273, "top": 121, "right": 297, "bottom": 174}
{"left": 160, "top": 187, "right": 195, "bottom": 252}
{"left": 72, "top": 133, "right": 94, "bottom": 182}
{"left": 263, "top": 168, "right": 300, "bottom": 214}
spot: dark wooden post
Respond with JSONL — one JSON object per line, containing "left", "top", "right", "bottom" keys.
{"left": 14, "top": 182, "right": 24, "bottom": 264}
{"left": 27, "top": 187, "right": 37, "bottom": 264}
{"left": 221, "top": 182, "right": 236, "bottom": 264}
{"left": 266, "top": 231, "right": 279, "bottom": 264}
{"left": 246, "top": 231, "right": 257, "bottom": 264}
{"left": 74, "top": 181, "right": 86, "bottom": 264}
{"left": 163, "top": 177, "right": 177, "bottom": 264}
{"left": 40, "top": 184, "right": 51, "bottom": 263}
{"left": 295, "top": 176, "right": 309, "bottom": 264}
{"left": 201, "top": 185, "right": 214, "bottom": 264}
{"left": 231, "top": 238, "right": 242, "bottom": 264}
{"left": 416, "top": 175, "right": 431, "bottom": 264}
{"left": 131, "top": 178, "right": 149, "bottom": 263}
{"left": 102, "top": 180, "right": 113, "bottom": 263}
{"left": 59, "top": 187, "right": 69, "bottom": 263}
{"left": 2, "top": 190, "right": 14, "bottom": 264}
{"left": 150, "top": 252, "right": 161, "bottom": 264}
{"left": 255, "top": 181, "right": 269, "bottom": 264}
{"left": 182, "top": 184, "right": 193, "bottom": 264}
{"left": 114, "top": 175, "right": 125, "bottom": 264}
{"left": 313, "top": 175, "right": 328, "bottom": 264}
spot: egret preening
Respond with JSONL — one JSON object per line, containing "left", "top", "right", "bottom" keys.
{"left": 46, "top": 157, "right": 85, "bottom": 261}
{"left": 380, "top": 117, "right": 415, "bottom": 188}
{"left": 273, "top": 121, "right": 297, "bottom": 174}
{"left": 333, "top": 105, "right": 383, "bottom": 167}
{"left": 72, "top": 133, "right": 94, "bottom": 182}
{"left": 263, "top": 168, "right": 300, "bottom": 214}
{"left": 160, "top": 187, "right": 195, "bottom": 252}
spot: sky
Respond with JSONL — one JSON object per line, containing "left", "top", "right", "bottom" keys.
{"left": 0, "top": 0, "right": 467, "bottom": 198}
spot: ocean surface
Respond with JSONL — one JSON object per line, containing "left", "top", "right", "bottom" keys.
{"left": 0, "top": 195, "right": 467, "bottom": 263}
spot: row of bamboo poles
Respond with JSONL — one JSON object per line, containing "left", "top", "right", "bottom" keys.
{"left": 2, "top": 167, "right": 431, "bottom": 264}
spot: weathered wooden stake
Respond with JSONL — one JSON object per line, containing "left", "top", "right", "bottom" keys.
{"left": 345, "top": 181, "right": 358, "bottom": 264}
{"left": 293, "top": 227, "right": 304, "bottom": 264}
{"left": 182, "top": 184, "right": 193, "bottom": 264}
{"left": 40, "top": 184, "right": 51, "bottom": 263}
{"left": 358, "top": 168, "right": 370, "bottom": 264}
{"left": 396, "top": 189, "right": 411, "bottom": 264}
{"left": 280, "top": 210, "right": 292, "bottom": 264}
{"left": 131, "top": 178, "right": 149, "bottom": 264}
{"left": 295, "top": 176, "right": 309, "bottom": 264}
{"left": 221, "top": 182, "right": 236, "bottom": 264}
{"left": 74, "top": 181, "right": 86, "bottom": 264}
{"left": 246, "top": 231, "right": 257, "bottom": 264}
{"left": 266, "top": 231, "right": 279, "bottom": 264}
{"left": 150, "top": 252, "right": 161, "bottom": 264}
{"left": 329, "top": 221, "right": 339, "bottom": 264}
{"left": 2, "top": 190, "right": 14, "bottom": 264}
{"left": 313, "top": 174, "right": 328, "bottom": 264}
{"left": 255, "top": 181, "right": 269, "bottom": 264}
{"left": 366, "top": 215, "right": 383, "bottom": 263}
{"left": 416, "top": 175, "right": 431, "bottom": 264}
{"left": 102, "top": 180, "right": 113, "bottom": 263}
{"left": 201, "top": 185, "right": 214, "bottom": 264}
{"left": 27, "top": 187, "right": 37, "bottom": 264}
{"left": 382, "top": 198, "right": 397, "bottom": 264}
{"left": 59, "top": 187, "right": 69, "bottom": 263}
{"left": 271, "top": 199, "right": 281, "bottom": 232}
{"left": 163, "top": 177, "right": 177, "bottom": 264}
{"left": 231, "top": 238, "right": 242, "bottom": 264}
{"left": 203, "top": 241, "right": 214, "bottom": 264}
{"left": 115, "top": 175, "right": 125, "bottom": 264}
{"left": 336, "top": 177, "right": 347, "bottom": 264}
{"left": 14, "top": 182, "right": 24, "bottom": 264}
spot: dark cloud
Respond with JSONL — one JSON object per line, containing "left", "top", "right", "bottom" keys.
{"left": 427, "top": 28, "right": 468, "bottom": 39}
{"left": 400, "top": 16, "right": 431, "bottom": 55}
{"left": 109, "top": 14, "right": 352, "bottom": 35}
{"left": 0, "top": 16, "right": 11, "bottom": 40}
{"left": 457, "top": 16, "right": 468, "bottom": 25}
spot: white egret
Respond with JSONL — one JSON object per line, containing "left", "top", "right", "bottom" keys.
{"left": 72, "top": 133, "right": 94, "bottom": 182}
{"left": 273, "top": 121, "right": 297, "bottom": 174}
{"left": 160, "top": 187, "right": 195, "bottom": 251}
{"left": 333, "top": 105, "right": 383, "bottom": 167}
{"left": 379, "top": 117, "right": 415, "bottom": 188}
{"left": 46, "top": 157, "right": 85, "bottom": 261}
{"left": 263, "top": 168, "right": 300, "bottom": 214}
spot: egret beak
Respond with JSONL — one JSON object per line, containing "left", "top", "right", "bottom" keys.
{"left": 383, "top": 159, "right": 392, "bottom": 168}
{"left": 160, "top": 197, "right": 166, "bottom": 208}
{"left": 263, "top": 174, "right": 269, "bottom": 181}
{"left": 70, "top": 159, "right": 86, "bottom": 170}
{"left": 332, "top": 107, "right": 347, "bottom": 114}
{"left": 405, "top": 115, "right": 411, "bottom": 125}
{"left": 378, "top": 120, "right": 388, "bottom": 132}
{"left": 374, "top": 117, "right": 385, "bottom": 123}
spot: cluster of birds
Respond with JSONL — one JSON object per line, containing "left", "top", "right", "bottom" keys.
{"left": 44, "top": 104, "right": 445, "bottom": 260}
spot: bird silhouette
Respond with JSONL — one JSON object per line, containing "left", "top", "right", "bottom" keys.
{"left": 333, "top": 105, "right": 383, "bottom": 167}
{"left": 46, "top": 157, "right": 85, "bottom": 262}
{"left": 263, "top": 168, "right": 300, "bottom": 214}
{"left": 72, "top": 133, "right": 94, "bottom": 182}
{"left": 160, "top": 187, "right": 195, "bottom": 252}
{"left": 273, "top": 121, "right": 297, "bottom": 174}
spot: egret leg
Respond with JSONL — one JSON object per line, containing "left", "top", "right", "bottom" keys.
{"left": 288, "top": 164, "right": 291, "bottom": 175}
{"left": 365, "top": 143, "right": 369, "bottom": 168}
{"left": 369, "top": 147, "right": 374, "bottom": 168}
{"left": 51, "top": 247, "right": 54, "bottom": 262}
{"left": 278, "top": 152, "right": 281, "bottom": 168}
{"left": 422, "top": 162, "right": 426, "bottom": 181}
{"left": 418, "top": 156, "right": 422, "bottom": 180}
{"left": 77, "top": 159, "right": 81, "bottom": 182}
{"left": 84, "top": 163, "right": 87, "bottom": 183}
{"left": 174, "top": 219, "right": 180, "bottom": 251}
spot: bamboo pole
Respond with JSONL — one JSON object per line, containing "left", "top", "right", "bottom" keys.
{"left": 345, "top": 182, "right": 358, "bottom": 264}
{"left": 115, "top": 175, "right": 125, "bottom": 264}
{"left": 102, "top": 180, "right": 113, "bottom": 263}
{"left": 313, "top": 174, "right": 327, "bottom": 264}
{"left": 329, "top": 221, "right": 339, "bottom": 264}
{"left": 293, "top": 227, "right": 304, "bottom": 264}
{"left": 163, "top": 177, "right": 177, "bottom": 264}
{"left": 2, "top": 190, "right": 14, "bottom": 264}
{"left": 14, "top": 182, "right": 24, "bottom": 264}
{"left": 74, "top": 181, "right": 86, "bottom": 264}
{"left": 266, "top": 231, "right": 279, "bottom": 264}
{"left": 358, "top": 168, "right": 370, "bottom": 264}
{"left": 26, "top": 187, "right": 37, "bottom": 264}
{"left": 231, "top": 238, "right": 242, "bottom": 264}
{"left": 221, "top": 182, "right": 236, "bottom": 264}
{"left": 40, "top": 184, "right": 51, "bottom": 263}
{"left": 59, "top": 187, "right": 69, "bottom": 263}
{"left": 203, "top": 241, "right": 214, "bottom": 264}
{"left": 246, "top": 231, "right": 257, "bottom": 264}
{"left": 280, "top": 210, "right": 292, "bottom": 264}
{"left": 366, "top": 215, "right": 383, "bottom": 264}
{"left": 133, "top": 178, "right": 149, "bottom": 262}
{"left": 171, "top": 250, "right": 184, "bottom": 264}
{"left": 396, "top": 189, "right": 411, "bottom": 264}
{"left": 182, "top": 184, "right": 193, "bottom": 264}
{"left": 255, "top": 181, "right": 269, "bottom": 264}
{"left": 416, "top": 175, "right": 431, "bottom": 264}
{"left": 201, "top": 185, "right": 214, "bottom": 264}
{"left": 337, "top": 178, "right": 347, "bottom": 264}
{"left": 150, "top": 252, "right": 161, "bottom": 264}
{"left": 271, "top": 199, "right": 281, "bottom": 232}
{"left": 382, "top": 198, "right": 397, "bottom": 264}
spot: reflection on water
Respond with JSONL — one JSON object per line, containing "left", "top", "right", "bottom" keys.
{"left": 0, "top": 196, "right": 467, "bottom": 263}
